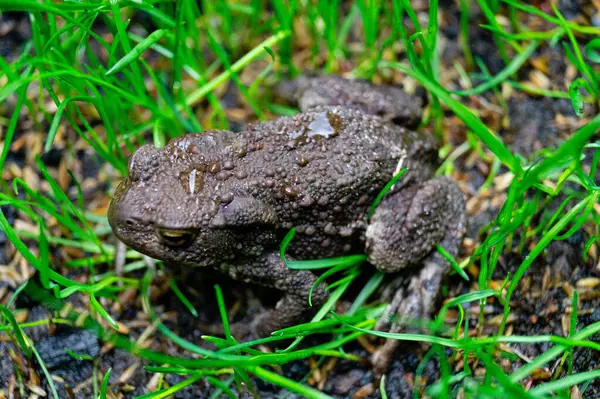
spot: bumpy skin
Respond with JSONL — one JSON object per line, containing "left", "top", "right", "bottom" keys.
{"left": 274, "top": 74, "right": 423, "bottom": 127}
{"left": 108, "top": 75, "right": 466, "bottom": 375}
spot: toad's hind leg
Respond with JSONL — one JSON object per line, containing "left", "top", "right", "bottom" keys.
{"left": 219, "top": 252, "right": 329, "bottom": 338}
{"left": 365, "top": 176, "right": 466, "bottom": 376}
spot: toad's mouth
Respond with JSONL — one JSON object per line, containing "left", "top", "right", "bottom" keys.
{"left": 157, "top": 228, "right": 198, "bottom": 248}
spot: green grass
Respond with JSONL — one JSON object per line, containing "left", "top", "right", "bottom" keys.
{"left": 1, "top": 0, "right": 600, "bottom": 398}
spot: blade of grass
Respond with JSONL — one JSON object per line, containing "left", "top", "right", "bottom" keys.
{"left": 380, "top": 60, "right": 522, "bottom": 175}
{"left": 453, "top": 40, "right": 539, "bottom": 96}
{"left": 248, "top": 366, "right": 333, "bottom": 399}
{"left": 105, "top": 29, "right": 166, "bottom": 76}
{"left": 185, "top": 30, "right": 290, "bottom": 107}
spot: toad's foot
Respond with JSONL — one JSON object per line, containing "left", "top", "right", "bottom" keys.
{"left": 219, "top": 252, "right": 329, "bottom": 338}
{"left": 371, "top": 259, "right": 445, "bottom": 377}
{"left": 365, "top": 176, "right": 466, "bottom": 377}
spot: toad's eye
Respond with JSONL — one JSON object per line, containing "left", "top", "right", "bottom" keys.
{"left": 158, "top": 229, "right": 197, "bottom": 247}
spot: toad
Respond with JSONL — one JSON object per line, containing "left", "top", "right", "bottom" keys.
{"left": 108, "top": 75, "right": 466, "bottom": 374}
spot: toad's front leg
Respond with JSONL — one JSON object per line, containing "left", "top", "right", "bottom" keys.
{"left": 365, "top": 176, "right": 466, "bottom": 377}
{"left": 219, "top": 252, "right": 329, "bottom": 337}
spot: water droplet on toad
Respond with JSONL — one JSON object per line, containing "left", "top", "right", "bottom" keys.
{"left": 180, "top": 168, "right": 204, "bottom": 194}
{"left": 308, "top": 112, "right": 336, "bottom": 138}
{"left": 186, "top": 144, "right": 199, "bottom": 154}
{"left": 282, "top": 184, "right": 298, "bottom": 198}
{"left": 209, "top": 162, "right": 221, "bottom": 174}
{"left": 296, "top": 155, "right": 309, "bottom": 167}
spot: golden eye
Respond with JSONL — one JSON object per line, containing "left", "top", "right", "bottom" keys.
{"left": 158, "top": 229, "right": 197, "bottom": 247}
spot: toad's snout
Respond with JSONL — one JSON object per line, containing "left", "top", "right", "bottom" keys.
{"left": 107, "top": 180, "right": 144, "bottom": 237}
{"left": 107, "top": 193, "right": 131, "bottom": 238}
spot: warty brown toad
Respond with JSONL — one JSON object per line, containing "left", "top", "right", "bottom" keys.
{"left": 108, "top": 75, "right": 466, "bottom": 375}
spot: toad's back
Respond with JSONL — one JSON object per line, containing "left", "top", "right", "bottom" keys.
{"left": 216, "top": 105, "right": 440, "bottom": 258}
